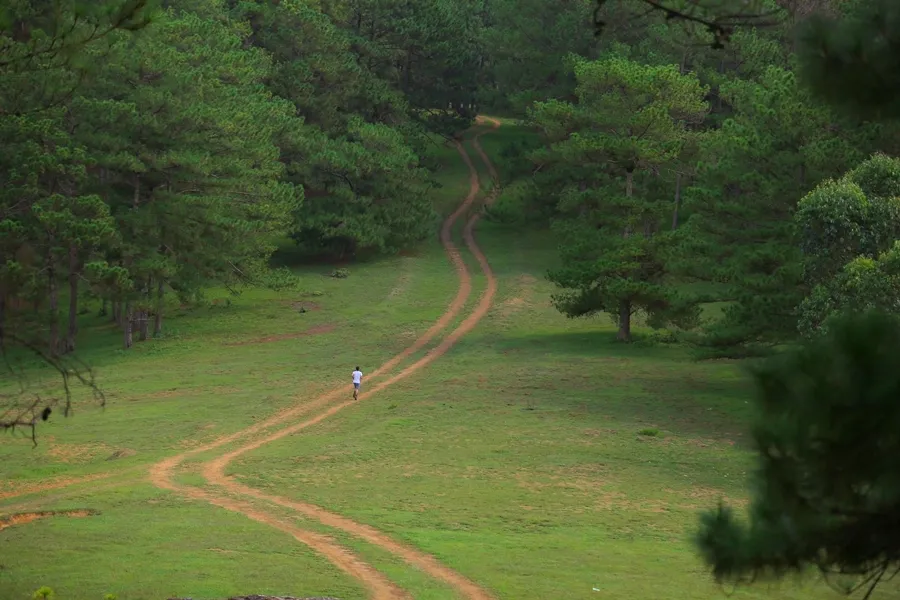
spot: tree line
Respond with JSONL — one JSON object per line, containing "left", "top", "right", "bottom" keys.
{"left": 482, "top": 0, "right": 900, "bottom": 355}
{"left": 1, "top": 0, "right": 487, "bottom": 360}
{"left": 9, "top": 0, "right": 892, "bottom": 358}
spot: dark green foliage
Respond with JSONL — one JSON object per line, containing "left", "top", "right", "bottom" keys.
{"left": 797, "top": 0, "right": 900, "bottom": 119}
{"left": 480, "top": 0, "right": 597, "bottom": 113}
{"left": 676, "top": 33, "right": 887, "bottom": 354}
{"left": 530, "top": 55, "right": 708, "bottom": 341}
{"left": 229, "top": 0, "right": 463, "bottom": 259}
{"left": 697, "top": 311, "right": 900, "bottom": 597}
{"left": 795, "top": 154, "right": 900, "bottom": 336}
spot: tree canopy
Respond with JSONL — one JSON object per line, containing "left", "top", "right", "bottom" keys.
{"left": 0, "top": 0, "right": 483, "bottom": 434}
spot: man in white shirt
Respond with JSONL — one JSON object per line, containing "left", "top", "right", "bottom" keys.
{"left": 352, "top": 366, "right": 363, "bottom": 400}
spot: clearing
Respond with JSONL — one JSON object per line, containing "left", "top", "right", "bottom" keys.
{"left": 0, "top": 120, "right": 888, "bottom": 600}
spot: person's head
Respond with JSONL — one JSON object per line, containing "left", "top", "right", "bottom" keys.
{"left": 355, "top": 366, "right": 360, "bottom": 371}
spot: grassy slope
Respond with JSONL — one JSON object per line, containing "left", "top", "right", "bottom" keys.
{"left": 0, "top": 136, "right": 476, "bottom": 600}
{"left": 226, "top": 127, "right": 899, "bottom": 600}
{"left": 0, "top": 126, "right": 897, "bottom": 599}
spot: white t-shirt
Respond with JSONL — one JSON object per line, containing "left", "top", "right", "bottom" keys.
{"left": 352, "top": 370, "right": 362, "bottom": 384}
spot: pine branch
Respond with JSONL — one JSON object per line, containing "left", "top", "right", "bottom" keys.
{"left": 593, "top": 0, "right": 784, "bottom": 48}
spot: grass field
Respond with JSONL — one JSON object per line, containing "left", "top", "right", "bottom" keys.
{"left": 1, "top": 121, "right": 896, "bottom": 600}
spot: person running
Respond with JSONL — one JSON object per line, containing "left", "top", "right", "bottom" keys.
{"left": 351, "top": 366, "right": 363, "bottom": 400}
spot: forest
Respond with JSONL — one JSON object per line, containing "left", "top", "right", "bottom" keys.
{"left": 4, "top": 0, "right": 900, "bottom": 597}
{"left": 4, "top": 0, "right": 899, "bottom": 361}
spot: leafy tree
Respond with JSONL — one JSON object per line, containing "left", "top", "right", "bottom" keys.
{"left": 327, "top": 0, "right": 484, "bottom": 135}
{"left": 697, "top": 310, "right": 900, "bottom": 600}
{"left": 288, "top": 118, "right": 434, "bottom": 258}
{"left": 78, "top": 6, "right": 302, "bottom": 346}
{"left": 228, "top": 0, "right": 439, "bottom": 259}
{"left": 680, "top": 56, "right": 885, "bottom": 355}
{"left": 794, "top": 154, "right": 900, "bottom": 335}
{"left": 798, "top": 245, "right": 900, "bottom": 336}
{"left": 531, "top": 55, "right": 708, "bottom": 340}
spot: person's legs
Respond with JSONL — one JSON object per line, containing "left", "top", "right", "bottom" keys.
{"left": 353, "top": 382, "right": 360, "bottom": 399}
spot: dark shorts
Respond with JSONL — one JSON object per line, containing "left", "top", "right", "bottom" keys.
{"left": 354, "top": 382, "right": 360, "bottom": 389}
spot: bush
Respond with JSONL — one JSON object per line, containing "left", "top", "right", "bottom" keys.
{"left": 32, "top": 587, "right": 54, "bottom": 600}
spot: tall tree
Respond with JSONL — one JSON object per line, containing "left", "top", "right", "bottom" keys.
{"left": 83, "top": 7, "right": 301, "bottom": 347}
{"left": 697, "top": 310, "right": 900, "bottom": 600}
{"left": 481, "top": 0, "right": 597, "bottom": 113}
{"left": 0, "top": 0, "right": 153, "bottom": 432}
{"left": 679, "top": 47, "right": 885, "bottom": 355}
{"left": 531, "top": 55, "right": 708, "bottom": 340}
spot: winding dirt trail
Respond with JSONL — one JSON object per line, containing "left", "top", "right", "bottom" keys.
{"left": 147, "top": 118, "right": 502, "bottom": 599}
{"left": 201, "top": 119, "right": 501, "bottom": 600}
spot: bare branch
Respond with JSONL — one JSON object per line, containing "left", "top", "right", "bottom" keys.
{"left": 593, "top": 0, "right": 786, "bottom": 49}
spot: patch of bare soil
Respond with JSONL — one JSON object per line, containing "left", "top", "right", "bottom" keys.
{"left": 496, "top": 274, "right": 537, "bottom": 318}
{"left": 0, "top": 509, "right": 96, "bottom": 531}
{"left": 0, "top": 472, "right": 114, "bottom": 500}
{"left": 47, "top": 441, "right": 116, "bottom": 464}
{"left": 226, "top": 324, "right": 335, "bottom": 346}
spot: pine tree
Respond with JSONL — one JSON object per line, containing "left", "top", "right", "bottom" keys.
{"left": 71, "top": 5, "right": 302, "bottom": 347}
{"left": 679, "top": 45, "right": 886, "bottom": 355}
{"left": 697, "top": 310, "right": 900, "bottom": 600}
{"left": 531, "top": 55, "right": 708, "bottom": 341}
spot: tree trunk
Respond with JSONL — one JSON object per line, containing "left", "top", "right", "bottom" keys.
{"left": 48, "top": 265, "right": 59, "bottom": 356}
{"left": 138, "top": 311, "right": 148, "bottom": 341}
{"left": 403, "top": 51, "right": 412, "bottom": 92}
{"left": 617, "top": 300, "right": 632, "bottom": 342}
{"left": 112, "top": 300, "right": 121, "bottom": 325}
{"left": 717, "top": 59, "right": 725, "bottom": 110}
{"left": 672, "top": 172, "right": 682, "bottom": 230}
{"left": 123, "top": 301, "right": 133, "bottom": 349}
{"left": 0, "top": 295, "right": 6, "bottom": 346}
{"left": 99, "top": 298, "right": 108, "bottom": 317}
{"left": 65, "top": 244, "right": 78, "bottom": 353}
{"left": 137, "top": 278, "right": 150, "bottom": 341}
{"left": 154, "top": 279, "right": 164, "bottom": 337}
{"left": 623, "top": 170, "right": 634, "bottom": 238}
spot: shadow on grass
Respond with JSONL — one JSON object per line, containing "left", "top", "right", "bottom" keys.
{"left": 486, "top": 330, "right": 757, "bottom": 443}
{"left": 495, "top": 330, "right": 690, "bottom": 359}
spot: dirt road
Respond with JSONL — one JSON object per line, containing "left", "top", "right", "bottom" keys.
{"left": 8, "top": 118, "right": 503, "bottom": 600}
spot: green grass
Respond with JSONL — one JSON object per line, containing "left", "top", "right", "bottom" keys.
{"left": 1, "top": 130, "right": 899, "bottom": 600}
{"left": 0, "top": 482, "right": 365, "bottom": 600}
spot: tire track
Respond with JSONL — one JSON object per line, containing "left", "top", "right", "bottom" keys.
{"left": 146, "top": 122, "right": 486, "bottom": 489}
{"left": 201, "top": 124, "right": 501, "bottom": 600}
{"left": 147, "top": 119, "right": 500, "bottom": 599}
